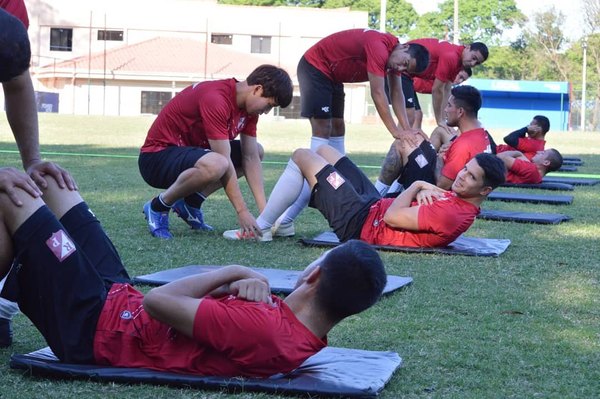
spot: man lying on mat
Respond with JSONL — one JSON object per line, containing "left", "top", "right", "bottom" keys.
{"left": 224, "top": 146, "right": 505, "bottom": 247}
{"left": 498, "top": 149, "right": 563, "bottom": 184}
{"left": 0, "top": 169, "right": 386, "bottom": 377}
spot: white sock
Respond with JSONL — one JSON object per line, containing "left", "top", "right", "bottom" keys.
{"left": 256, "top": 159, "right": 304, "bottom": 230}
{"left": 310, "top": 136, "right": 329, "bottom": 151}
{"left": 278, "top": 181, "right": 311, "bottom": 224}
{"left": 374, "top": 179, "right": 390, "bottom": 196}
{"left": 0, "top": 277, "right": 19, "bottom": 320}
{"left": 328, "top": 136, "right": 345, "bottom": 155}
{"left": 388, "top": 180, "right": 403, "bottom": 194}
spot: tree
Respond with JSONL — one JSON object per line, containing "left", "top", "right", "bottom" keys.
{"left": 409, "top": 0, "right": 525, "bottom": 45}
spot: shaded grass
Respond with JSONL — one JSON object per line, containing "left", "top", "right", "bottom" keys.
{"left": 0, "top": 115, "right": 599, "bottom": 398}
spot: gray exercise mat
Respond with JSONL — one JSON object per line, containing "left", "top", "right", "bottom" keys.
{"left": 500, "top": 182, "right": 574, "bottom": 191}
{"left": 542, "top": 176, "right": 599, "bottom": 186}
{"left": 300, "top": 231, "right": 510, "bottom": 257}
{"left": 562, "top": 158, "right": 583, "bottom": 166}
{"left": 133, "top": 265, "right": 412, "bottom": 296}
{"left": 478, "top": 209, "right": 572, "bottom": 224}
{"left": 557, "top": 166, "right": 577, "bottom": 172}
{"left": 487, "top": 192, "right": 573, "bottom": 205}
{"left": 10, "top": 346, "right": 401, "bottom": 398}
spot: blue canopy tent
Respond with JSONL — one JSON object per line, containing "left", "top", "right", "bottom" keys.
{"left": 466, "top": 79, "right": 570, "bottom": 131}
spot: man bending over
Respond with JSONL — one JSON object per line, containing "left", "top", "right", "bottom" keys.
{"left": 224, "top": 146, "right": 505, "bottom": 248}
{"left": 498, "top": 149, "right": 563, "bottom": 184}
{"left": 0, "top": 169, "right": 386, "bottom": 377}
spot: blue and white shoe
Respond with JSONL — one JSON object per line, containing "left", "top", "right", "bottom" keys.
{"left": 143, "top": 200, "right": 173, "bottom": 239}
{"left": 172, "top": 199, "right": 214, "bottom": 231}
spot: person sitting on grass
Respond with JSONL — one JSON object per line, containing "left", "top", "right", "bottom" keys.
{"left": 139, "top": 65, "right": 293, "bottom": 240}
{"left": 496, "top": 115, "right": 550, "bottom": 160}
{"left": 497, "top": 149, "right": 563, "bottom": 184}
{"left": 224, "top": 145, "right": 505, "bottom": 248}
{"left": 0, "top": 168, "right": 386, "bottom": 377}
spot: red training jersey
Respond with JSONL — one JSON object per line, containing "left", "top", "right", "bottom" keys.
{"left": 360, "top": 193, "right": 480, "bottom": 248}
{"left": 0, "top": 0, "right": 28, "bottom": 28}
{"left": 441, "top": 128, "right": 493, "bottom": 181}
{"left": 496, "top": 138, "right": 545, "bottom": 161}
{"left": 413, "top": 77, "right": 433, "bottom": 94}
{"left": 140, "top": 79, "right": 257, "bottom": 153}
{"left": 303, "top": 28, "right": 399, "bottom": 83}
{"left": 407, "top": 38, "right": 464, "bottom": 83}
{"left": 94, "top": 284, "right": 325, "bottom": 377}
{"left": 506, "top": 158, "right": 543, "bottom": 184}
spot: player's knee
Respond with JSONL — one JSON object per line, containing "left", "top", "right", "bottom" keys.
{"left": 257, "top": 142, "right": 264, "bottom": 161}
{"left": 195, "top": 152, "right": 228, "bottom": 179}
{"left": 291, "top": 148, "right": 312, "bottom": 165}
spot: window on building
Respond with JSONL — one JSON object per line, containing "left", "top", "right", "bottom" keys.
{"left": 251, "top": 36, "right": 271, "bottom": 54}
{"left": 211, "top": 34, "right": 233, "bottom": 45}
{"left": 278, "top": 96, "right": 301, "bottom": 119}
{"left": 141, "top": 91, "right": 172, "bottom": 115}
{"left": 50, "top": 28, "right": 73, "bottom": 51}
{"left": 98, "top": 30, "right": 124, "bottom": 41}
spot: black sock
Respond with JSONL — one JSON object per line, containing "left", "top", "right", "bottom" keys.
{"left": 184, "top": 193, "right": 205, "bottom": 208}
{"left": 151, "top": 196, "right": 170, "bottom": 212}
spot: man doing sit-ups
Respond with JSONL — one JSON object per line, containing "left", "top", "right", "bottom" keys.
{"left": 224, "top": 145, "right": 505, "bottom": 248}
{"left": 498, "top": 149, "right": 563, "bottom": 184}
{"left": 0, "top": 169, "right": 386, "bottom": 377}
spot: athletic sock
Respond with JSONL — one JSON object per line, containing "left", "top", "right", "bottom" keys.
{"left": 256, "top": 159, "right": 304, "bottom": 230}
{"left": 151, "top": 194, "right": 171, "bottom": 212}
{"left": 388, "top": 180, "right": 403, "bottom": 194}
{"left": 184, "top": 192, "right": 205, "bottom": 208}
{"left": 328, "top": 136, "right": 345, "bottom": 155}
{"left": 374, "top": 179, "right": 390, "bottom": 197}
{"left": 310, "top": 136, "right": 329, "bottom": 151}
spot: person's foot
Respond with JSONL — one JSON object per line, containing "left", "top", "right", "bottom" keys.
{"left": 172, "top": 200, "right": 214, "bottom": 231}
{"left": 223, "top": 228, "right": 273, "bottom": 242}
{"left": 142, "top": 200, "right": 173, "bottom": 239}
{"left": 272, "top": 221, "right": 295, "bottom": 237}
{"left": 0, "top": 318, "right": 13, "bottom": 348}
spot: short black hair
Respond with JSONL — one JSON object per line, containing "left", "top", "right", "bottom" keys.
{"left": 545, "top": 148, "right": 563, "bottom": 172}
{"left": 406, "top": 43, "right": 430, "bottom": 74}
{"left": 0, "top": 9, "right": 31, "bottom": 82}
{"left": 451, "top": 85, "right": 482, "bottom": 117}
{"left": 470, "top": 42, "right": 489, "bottom": 61}
{"left": 474, "top": 153, "right": 506, "bottom": 189}
{"left": 246, "top": 64, "right": 293, "bottom": 108}
{"left": 315, "top": 240, "right": 387, "bottom": 321}
{"left": 533, "top": 115, "right": 551, "bottom": 134}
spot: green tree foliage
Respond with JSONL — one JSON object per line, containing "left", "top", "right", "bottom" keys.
{"left": 409, "top": 0, "right": 525, "bottom": 45}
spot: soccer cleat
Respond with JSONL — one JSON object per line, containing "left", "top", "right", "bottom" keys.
{"left": 223, "top": 228, "right": 272, "bottom": 242}
{"left": 172, "top": 199, "right": 214, "bottom": 231}
{"left": 272, "top": 221, "right": 295, "bottom": 237}
{"left": 0, "top": 318, "right": 12, "bottom": 348}
{"left": 142, "top": 201, "right": 173, "bottom": 239}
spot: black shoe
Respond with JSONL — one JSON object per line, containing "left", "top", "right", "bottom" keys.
{"left": 0, "top": 318, "right": 13, "bottom": 348}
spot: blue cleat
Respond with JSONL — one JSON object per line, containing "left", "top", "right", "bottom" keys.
{"left": 143, "top": 201, "right": 173, "bottom": 239}
{"left": 172, "top": 199, "right": 214, "bottom": 231}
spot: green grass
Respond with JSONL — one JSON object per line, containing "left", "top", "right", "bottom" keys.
{"left": 1, "top": 114, "right": 599, "bottom": 398}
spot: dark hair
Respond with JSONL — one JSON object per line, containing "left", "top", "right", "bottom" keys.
{"left": 533, "top": 115, "right": 550, "bottom": 134}
{"left": 406, "top": 43, "right": 430, "bottom": 74}
{"left": 246, "top": 64, "right": 293, "bottom": 108}
{"left": 0, "top": 9, "right": 31, "bottom": 82}
{"left": 451, "top": 85, "right": 482, "bottom": 117}
{"left": 315, "top": 240, "right": 387, "bottom": 321}
{"left": 474, "top": 153, "right": 506, "bottom": 189}
{"left": 545, "top": 148, "right": 563, "bottom": 172}
{"left": 470, "top": 42, "right": 489, "bottom": 61}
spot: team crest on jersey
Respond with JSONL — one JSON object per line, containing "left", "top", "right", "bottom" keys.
{"left": 237, "top": 116, "right": 246, "bottom": 131}
{"left": 120, "top": 310, "right": 133, "bottom": 320}
{"left": 46, "top": 230, "right": 76, "bottom": 262}
{"left": 326, "top": 171, "right": 345, "bottom": 189}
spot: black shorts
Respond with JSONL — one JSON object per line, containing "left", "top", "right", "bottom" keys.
{"left": 138, "top": 141, "right": 244, "bottom": 189}
{"left": 401, "top": 75, "right": 421, "bottom": 111}
{"left": 398, "top": 140, "right": 437, "bottom": 188}
{"left": 309, "top": 157, "right": 380, "bottom": 242}
{"left": 298, "top": 56, "right": 345, "bottom": 119}
{"left": 11, "top": 203, "right": 130, "bottom": 363}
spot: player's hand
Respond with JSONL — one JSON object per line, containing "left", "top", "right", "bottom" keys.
{"left": 526, "top": 124, "right": 542, "bottom": 136}
{"left": 237, "top": 209, "right": 263, "bottom": 238}
{"left": 438, "top": 142, "right": 452, "bottom": 159}
{"left": 0, "top": 167, "right": 42, "bottom": 206}
{"left": 26, "top": 160, "right": 78, "bottom": 191}
{"left": 394, "top": 128, "right": 420, "bottom": 147}
{"left": 229, "top": 278, "right": 273, "bottom": 305}
{"left": 416, "top": 188, "right": 446, "bottom": 205}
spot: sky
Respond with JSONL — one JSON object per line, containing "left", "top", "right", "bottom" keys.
{"left": 405, "top": 0, "right": 586, "bottom": 41}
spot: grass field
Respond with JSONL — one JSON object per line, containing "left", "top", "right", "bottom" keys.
{"left": 1, "top": 114, "right": 599, "bottom": 398}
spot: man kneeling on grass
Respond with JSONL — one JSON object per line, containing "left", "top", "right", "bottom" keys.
{"left": 224, "top": 145, "right": 505, "bottom": 247}
{"left": 0, "top": 168, "right": 386, "bottom": 377}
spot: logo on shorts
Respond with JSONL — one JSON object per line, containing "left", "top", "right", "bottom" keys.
{"left": 326, "top": 171, "right": 345, "bottom": 189}
{"left": 407, "top": 98, "right": 414, "bottom": 104}
{"left": 415, "top": 154, "right": 429, "bottom": 168}
{"left": 45, "top": 230, "right": 76, "bottom": 262}
{"left": 321, "top": 106, "right": 330, "bottom": 113}
{"left": 120, "top": 310, "right": 133, "bottom": 320}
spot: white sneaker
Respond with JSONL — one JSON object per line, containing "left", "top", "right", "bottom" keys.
{"left": 223, "top": 228, "right": 273, "bottom": 242}
{"left": 272, "top": 221, "right": 295, "bottom": 237}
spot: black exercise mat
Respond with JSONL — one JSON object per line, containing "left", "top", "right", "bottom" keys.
{"left": 487, "top": 192, "right": 573, "bottom": 205}
{"left": 10, "top": 346, "right": 401, "bottom": 398}
{"left": 557, "top": 166, "right": 577, "bottom": 172}
{"left": 500, "top": 182, "right": 574, "bottom": 191}
{"left": 542, "top": 176, "right": 599, "bottom": 186}
{"left": 478, "top": 209, "right": 572, "bottom": 224}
